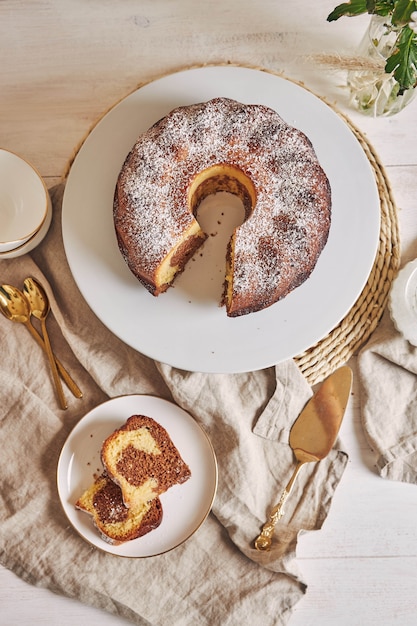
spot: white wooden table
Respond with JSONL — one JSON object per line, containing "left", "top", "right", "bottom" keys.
{"left": 1, "top": 2, "right": 416, "bottom": 624}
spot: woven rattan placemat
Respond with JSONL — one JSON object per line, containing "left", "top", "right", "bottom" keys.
{"left": 65, "top": 64, "right": 400, "bottom": 384}
{"left": 294, "top": 111, "right": 400, "bottom": 384}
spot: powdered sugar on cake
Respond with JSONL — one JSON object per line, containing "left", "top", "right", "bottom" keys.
{"left": 113, "top": 97, "right": 331, "bottom": 315}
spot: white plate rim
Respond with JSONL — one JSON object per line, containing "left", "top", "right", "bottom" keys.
{"left": 0, "top": 190, "right": 52, "bottom": 259}
{"left": 389, "top": 259, "right": 417, "bottom": 347}
{"left": 62, "top": 64, "right": 380, "bottom": 373}
{"left": 57, "top": 394, "right": 218, "bottom": 557}
{"left": 0, "top": 148, "right": 51, "bottom": 250}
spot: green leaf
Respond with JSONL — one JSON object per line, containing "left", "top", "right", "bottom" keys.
{"left": 385, "top": 26, "right": 417, "bottom": 92}
{"left": 391, "top": 0, "right": 417, "bottom": 26}
{"left": 327, "top": 1, "right": 408, "bottom": 21}
{"left": 327, "top": 0, "right": 368, "bottom": 21}
{"left": 368, "top": 1, "right": 396, "bottom": 16}
{"left": 367, "top": 0, "right": 398, "bottom": 16}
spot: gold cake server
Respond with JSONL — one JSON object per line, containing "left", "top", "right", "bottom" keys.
{"left": 255, "top": 365, "right": 353, "bottom": 551}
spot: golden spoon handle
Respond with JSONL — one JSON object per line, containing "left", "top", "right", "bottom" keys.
{"left": 254, "top": 460, "right": 305, "bottom": 551}
{"left": 56, "top": 361, "right": 83, "bottom": 399}
{"left": 40, "top": 318, "right": 67, "bottom": 410}
{"left": 24, "top": 321, "right": 83, "bottom": 399}
{"left": 254, "top": 489, "right": 290, "bottom": 551}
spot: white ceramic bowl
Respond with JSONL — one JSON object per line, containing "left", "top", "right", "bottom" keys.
{"left": 0, "top": 189, "right": 52, "bottom": 259}
{"left": 0, "top": 149, "right": 50, "bottom": 252}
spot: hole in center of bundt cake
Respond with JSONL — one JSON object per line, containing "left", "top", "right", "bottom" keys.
{"left": 175, "top": 191, "right": 245, "bottom": 303}
{"left": 163, "top": 164, "right": 253, "bottom": 305}
{"left": 188, "top": 164, "right": 256, "bottom": 220}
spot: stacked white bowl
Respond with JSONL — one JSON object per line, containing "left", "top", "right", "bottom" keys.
{"left": 0, "top": 149, "right": 52, "bottom": 259}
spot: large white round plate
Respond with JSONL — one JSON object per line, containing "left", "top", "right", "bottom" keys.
{"left": 62, "top": 65, "right": 380, "bottom": 373}
{"left": 57, "top": 395, "right": 218, "bottom": 557}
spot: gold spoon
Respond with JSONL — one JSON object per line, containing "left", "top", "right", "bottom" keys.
{"left": 22, "top": 277, "right": 67, "bottom": 409}
{"left": 0, "top": 284, "right": 82, "bottom": 403}
{"left": 254, "top": 366, "right": 353, "bottom": 551}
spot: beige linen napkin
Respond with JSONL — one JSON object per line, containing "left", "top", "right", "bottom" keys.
{"left": 0, "top": 185, "right": 348, "bottom": 625}
{"left": 358, "top": 308, "right": 417, "bottom": 484}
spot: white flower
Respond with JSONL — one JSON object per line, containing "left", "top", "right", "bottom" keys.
{"left": 409, "top": 11, "right": 417, "bottom": 34}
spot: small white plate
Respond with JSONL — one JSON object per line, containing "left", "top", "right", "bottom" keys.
{"left": 389, "top": 259, "right": 417, "bottom": 347}
{"left": 57, "top": 395, "right": 218, "bottom": 557}
{"left": 0, "top": 149, "right": 50, "bottom": 252}
{"left": 0, "top": 189, "right": 52, "bottom": 259}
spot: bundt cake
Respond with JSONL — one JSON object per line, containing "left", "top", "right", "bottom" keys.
{"left": 101, "top": 415, "right": 191, "bottom": 510}
{"left": 75, "top": 473, "right": 163, "bottom": 545}
{"left": 113, "top": 97, "right": 331, "bottom": 317}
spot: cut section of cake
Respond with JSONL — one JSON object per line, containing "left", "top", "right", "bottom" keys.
{"left": 101, "top": 414, "right": 191, "bottom": 510}
{"left": 75, "top": 473, "right": 163, "bottom": 545}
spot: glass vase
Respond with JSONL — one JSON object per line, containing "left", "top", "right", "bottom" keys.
{"left": 347, "top": 15, "right": 416, "bottom": 116}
